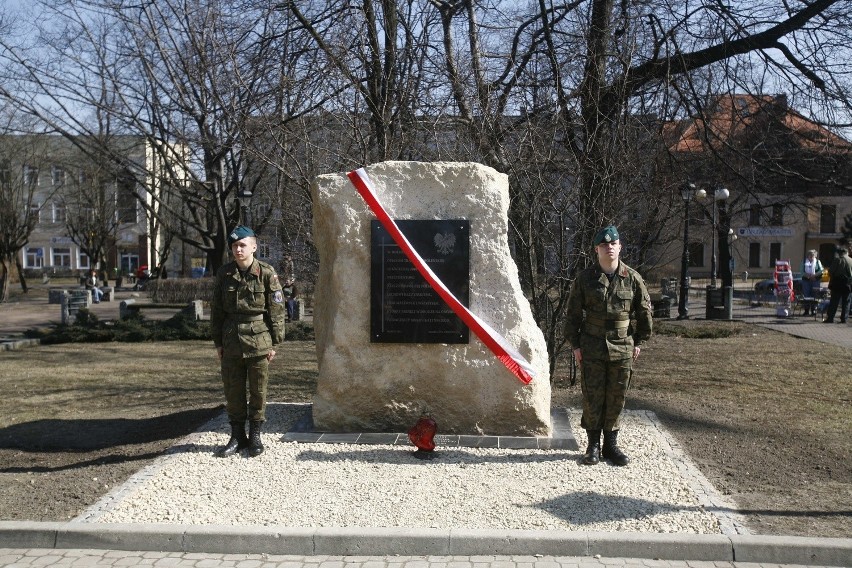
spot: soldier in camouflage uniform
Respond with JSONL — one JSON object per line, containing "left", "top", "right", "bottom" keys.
{"left": 211, "top": 225, "right": 286, "bottom": 458}
{"left": 565, "top": 225, "right": 653, "bottom": 466}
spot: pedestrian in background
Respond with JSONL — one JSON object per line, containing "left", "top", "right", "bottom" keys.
{"left": 824, "top": 245, "right": 852, "bottom": 324}
{"left": 211, "top": 225, "right": 286, "bottom": 458}
{"left": 565, "top": 225, "right": 653, "bottom": 466}
{"left": 800, "top": 249, "right": 824, "bottom": 315}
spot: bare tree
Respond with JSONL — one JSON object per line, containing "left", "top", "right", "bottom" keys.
{"left": 0, "top": 132, "right": 56, "bottom": 302}
{"left": 0, "top": 1, "right": 325, "bottom": 273}
{"left": 284, "top": 0, "right": 446, "bottom": 163}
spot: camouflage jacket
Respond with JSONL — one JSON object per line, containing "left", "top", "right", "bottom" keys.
{"left": 565, "top": 261, "right": 653, "bottom": 361}
{"left": 211, "top": 259, "right": 286, "bottom": 358}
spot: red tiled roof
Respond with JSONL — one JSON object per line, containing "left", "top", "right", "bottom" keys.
{"left": 669, "top": 94, "right": 852, "bottom": 153}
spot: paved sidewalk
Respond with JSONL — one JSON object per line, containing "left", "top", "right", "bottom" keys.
{"left": 728, "top": 301, "right": 852, "bottom": 349}
{"left": 0, "top": 549, "right": 846, "bottom": 568}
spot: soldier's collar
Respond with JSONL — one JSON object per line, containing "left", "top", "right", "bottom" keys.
{"left": 596, "top": 261, "right": 628, "bottom": 278}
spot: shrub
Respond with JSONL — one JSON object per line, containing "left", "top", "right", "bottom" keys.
{"left": 26, "top": 312, "right": 313, "bottom": 344}
{"left": 285, "top": 321, "right": 314, "bottom": 341}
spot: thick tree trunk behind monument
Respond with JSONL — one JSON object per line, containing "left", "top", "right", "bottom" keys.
{"left": 311, "top": 162, "right": 551, "bottom": 436}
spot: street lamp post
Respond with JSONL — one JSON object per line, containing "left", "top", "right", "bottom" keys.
{"left": 677, "top": 184, "right": 706, "bottom": 320}
{"left": 710, "top": 187, "right": 730, "bottom": 289}
{"left": 237, "top": 187, "right": 253, "bottom": 225}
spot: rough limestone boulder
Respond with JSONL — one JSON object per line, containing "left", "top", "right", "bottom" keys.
{"left": 311, "top": 161, "right": 551, "bottom": 436}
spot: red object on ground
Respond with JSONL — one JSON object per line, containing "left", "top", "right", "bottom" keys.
{"left": 408, "top": 417, "right": 437, "bottom": 452}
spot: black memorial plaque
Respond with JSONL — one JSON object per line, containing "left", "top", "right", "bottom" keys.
{"left": 371, "top": 220, "right": 469, "bottom": 343}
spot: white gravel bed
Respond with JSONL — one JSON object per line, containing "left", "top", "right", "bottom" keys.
{"left": 92, "top": 404, "right": 724, "bottom": 534}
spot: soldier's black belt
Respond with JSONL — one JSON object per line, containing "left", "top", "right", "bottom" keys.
{"left": 584, "top": 316, "right": 629, "bottom": 329}
{"left": 227, "top": 314, "right": 265, "bottom": 322}
{"left": 583, "top": 324, "right": 628, "bottom": 339}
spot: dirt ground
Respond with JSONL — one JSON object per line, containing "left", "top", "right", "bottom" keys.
{"left": 0, "top": 317, "right": 849, "bottom": 538}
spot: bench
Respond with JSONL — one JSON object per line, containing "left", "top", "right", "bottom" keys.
{"left": 120, "top": 299, "right": 204, "bottom": 320}
{"left": 650, "top": 293, "right": 675, "bottom": 318}
{"left": 60, "top": 290, "right": 91, "bottom": 324}
{"left": 101, "top": 286, "right": 115, "bottom": 301}
{"left": 705, "top": 286, "right": 733, "bottom": 320}
{"left": 50, "top": 286, "right": 114, "bottom": 304}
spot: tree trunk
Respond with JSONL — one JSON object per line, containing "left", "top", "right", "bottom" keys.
{"left": 15, "top": 256, "right": 28, "bottom": 293}
{"left": 0, "top": 257, "right": 11, "bottom": 303}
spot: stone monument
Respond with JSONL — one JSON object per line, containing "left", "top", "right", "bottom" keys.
{"left": 311, "top": 161, "right": 551, "bottom": 436}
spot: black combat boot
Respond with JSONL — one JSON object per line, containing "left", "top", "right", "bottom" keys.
{"left": 602, "top": 430, "right": 630, "bottom": 466}
{"left": 581, "top": 430, "right": 601, "bottom": 465}
{"left": 216, "top": 421, "right": 249, "bottom": 458}
{"left": 248, "top": 420, "right": 265, "bottom": 457}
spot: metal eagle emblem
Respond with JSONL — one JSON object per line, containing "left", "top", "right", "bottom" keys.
{"left": 434, "top": 232, "right": 456, "bottom": 255}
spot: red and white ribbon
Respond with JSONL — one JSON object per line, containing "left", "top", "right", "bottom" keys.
{"left": 347, "top": 167, "right": 536, "bottom": 385}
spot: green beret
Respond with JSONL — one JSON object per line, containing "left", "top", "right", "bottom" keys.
{"left": 593, "top": 225, "right": 619, "bottom": 246}
{"left": 228, "top": 225, "right": 256, "bottom": 245}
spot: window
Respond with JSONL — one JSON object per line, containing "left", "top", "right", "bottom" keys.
{"left": 749, "top": 243, "right": 761, "bottom": 268}
{"left": 116, "top": 175, "right": 137, "bottom": 223}
{"left": 770, "top": 204, "right": 783, "bottom": 226}
{"left": 52, "top": 247, "right": 71, "bottom": 267}
{"left": 820, "top": 204, "right": 836, "bottom": 233}
{"left": 23, "top": 165, "right": 38, "bottom": 187}
{"left": 53, "top": 201, "right": 67, "bottom": 223}
{"left": 749, "top": 204, "right": 762, "bottom": 226}
{"left": 79, "top": 252, "right": 90, "bottom": 269}
{"left": 769, "top": 242, "right": 781, "bottom": 267}
{"left": 25, "top": 247, "right": 44, "bottom": 268}
{"left": 0, "top": 160, "right": 10, "bottom": 190}
{"left": 818, "top": 243, "right": 836, "bottom": 266}
{"left": 29, "top": 201, "right": 40, "bottom": 224}
{"left": 52, "top": 166, "right": 65, "bottom": 187}
{"left": 257, "top": 243, "right": 271, "bottom": 259}
{"left": 687, "top": 242, "right": 704, "bottom": 267}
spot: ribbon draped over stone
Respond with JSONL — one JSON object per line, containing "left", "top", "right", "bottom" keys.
{"left": 347, "top": 167, "right": 535, "bottom": 385}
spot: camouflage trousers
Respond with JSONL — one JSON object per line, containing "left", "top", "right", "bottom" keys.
{"left": 579, "top": 357, "right": 632, "bottom": 431}
{"left": 221, "top": 354, "right": 269, "bottom": 423}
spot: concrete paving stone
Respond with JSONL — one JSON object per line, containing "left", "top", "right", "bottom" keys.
{"left": 402, "top": 561, "right": 432, "bottom": 568}
{"left": 153, "top": 558, "right": 185, "bottom": 566}
{"left": 233, "top": 560, "right": 264, "bottom": 567}
{"left": 532, "top": 561, "right": 562, "bottom": 568}
{"left": 363, "top": 561, "right": 392, "bottom": 568}
{"left": 599, "top": 559, "right": 628, "bottom": 565}
{"left": 446, "top": 561, "right": 473, "bottom": 568}
{"left": 29, "top": 554, "right": 64, "bottom": 566}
